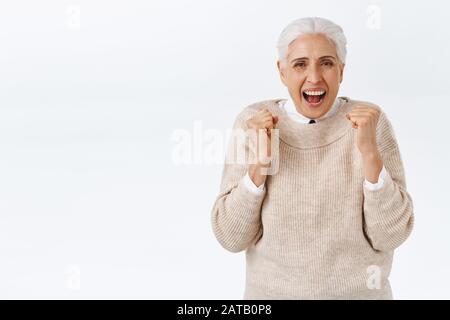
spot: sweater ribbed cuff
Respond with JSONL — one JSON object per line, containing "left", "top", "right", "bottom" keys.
{"left": 363, "top": 168, "right": 395, "bottom": 200}
{"left": 234, "top": 178, "right": 267, "bottom": 208}
{"left": 362, "top": 171, "right": 399, "bottom": 226}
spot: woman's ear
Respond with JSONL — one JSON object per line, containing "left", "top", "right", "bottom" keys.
{"left": 340, "top": 63, "right": 345, "bottom": 83}
{"left": 277, "top": 60, "right": 288, "bottom": 86}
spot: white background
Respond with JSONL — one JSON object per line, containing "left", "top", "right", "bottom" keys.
{"left": 0, "top": 0, "right": 449, "bottom": 299}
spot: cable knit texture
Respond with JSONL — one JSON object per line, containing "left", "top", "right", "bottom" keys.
{"left": 211, "top": 97, "right": 414, "bottom": 300}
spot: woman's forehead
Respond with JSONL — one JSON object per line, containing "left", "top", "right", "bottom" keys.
{"left": 287, "top": 34, "right": 338, "bottom": 61}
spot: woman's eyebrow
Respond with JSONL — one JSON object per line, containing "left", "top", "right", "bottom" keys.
{"left": 290, "top": 57, "right": 308, "bottom": 63}
{"left": 319, "top": 55, "right": 336, "bottom": 60}
{"left": 290, "top": 55, "right": 337, "bottom": 63}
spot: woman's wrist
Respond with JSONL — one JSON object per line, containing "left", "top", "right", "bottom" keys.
{"left": 248, "top": 163, "right": 268, "bottom": 187}
{"left": 362, "top": 150, "right": 383, "bottom": 183}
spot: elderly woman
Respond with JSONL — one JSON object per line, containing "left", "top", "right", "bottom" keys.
{"left": 210, "top": 17, "right": 414, "bottom": 299}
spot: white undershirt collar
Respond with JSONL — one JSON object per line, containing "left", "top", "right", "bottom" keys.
{"left": 280, "top": 97, "right": 343, "bottom": 124}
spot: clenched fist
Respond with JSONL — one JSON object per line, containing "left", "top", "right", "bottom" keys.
{"left": 245, "top": 108, "right": 279, "bottom": 186}
{"left": 345, "top": 104, "right": 381, "bottom": 157}
{"left": 346, "top": 104, "right": 383, "bottom": 184}
{"left": 246, "top": 108, "right": 279, "bottom": 164}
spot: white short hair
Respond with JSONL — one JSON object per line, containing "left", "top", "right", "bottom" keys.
{"left": 276, "top": 17, "right": 347, "bottom": 64}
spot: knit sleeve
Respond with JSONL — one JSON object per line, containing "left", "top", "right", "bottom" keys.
{"left": 362, "top": 111, "right": 415, "bottom": 252}
{"left": 210, "top": 110, "right": 266, "bottom": 253}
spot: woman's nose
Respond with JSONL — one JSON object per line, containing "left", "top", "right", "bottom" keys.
{"left": 306, "top": 66, "right": 322, "bottom": 83}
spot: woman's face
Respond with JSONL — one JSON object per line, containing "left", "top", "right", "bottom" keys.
{"left": 277, "top": 33, "right": 345, "bottom": 119}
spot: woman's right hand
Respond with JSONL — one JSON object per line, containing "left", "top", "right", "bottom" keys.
{"left": 245, "top": 108, "right": 279, "bottom": 186}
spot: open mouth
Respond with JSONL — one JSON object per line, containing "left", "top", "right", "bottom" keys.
{"left": 302, "top": 89, "right": 327, "bottom": 106}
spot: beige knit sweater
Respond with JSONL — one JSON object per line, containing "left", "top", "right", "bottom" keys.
{"left": 211, "top": 97, "right": 414, "bottom": 300}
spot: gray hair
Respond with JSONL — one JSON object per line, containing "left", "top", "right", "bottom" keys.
{"left": 276, "top": 17, "right": 347, "bottom": 64}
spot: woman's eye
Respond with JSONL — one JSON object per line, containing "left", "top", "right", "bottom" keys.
{"left": 322, "top": 61, "right": 334, "bottom": 66}
{"left": 294, "top": 63, "right": 306, "bottom": 68}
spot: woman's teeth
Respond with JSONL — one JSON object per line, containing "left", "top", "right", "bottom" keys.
{"left": 303, "top": 90, "right": 326, "bottom": 104}
{"left": 304, "top": 90, "right": 325, "bottom": 96}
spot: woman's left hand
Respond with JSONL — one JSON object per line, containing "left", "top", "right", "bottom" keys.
{"left": 346, "top": 104, "right": 381, "bottom": 156}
